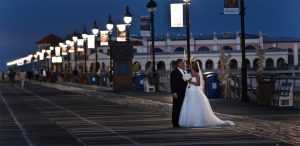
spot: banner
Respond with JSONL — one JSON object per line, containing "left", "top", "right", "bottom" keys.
{"left": 88, "top": 35, "right": 95, "bottom": 49}
{"left": 46, "top": 50, "right": 51, "bottom": 59}
{"left": 170, "top": 3, "right": 183, "bottom": 27}
{"left": 224, "top": 0, "right": 239, "bottom": 14}
{"left": 117, "top": 24, "right": 126, "bottom": 42}
{"left": 100, "top": 30, "right": 109, "bottom": 46}
{"left": 62, "top": 45, "right": 67, "bottom": 56}
{"left": 77, "top": 39, "right": 84, "bottom": 52}
{"left": 140, "top": 16, "right": 150, "bottom": 37}
{"left": 55, "top": 46, "right": 61, "bottom": 56}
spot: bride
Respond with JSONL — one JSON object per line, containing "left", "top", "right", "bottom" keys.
{"left": 179, "top": 60, "right": 235, "bottom": 127}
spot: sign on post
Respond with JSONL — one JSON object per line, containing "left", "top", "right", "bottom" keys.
{"left": 224, "top": 0, "right": 239, "bottom": 14}
{"left": 170, "top": 3, "right": 183, "bottom": 27}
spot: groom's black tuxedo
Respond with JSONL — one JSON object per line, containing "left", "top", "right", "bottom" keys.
{"left": 170, "top": 68, "right": 187, "bottom": 127}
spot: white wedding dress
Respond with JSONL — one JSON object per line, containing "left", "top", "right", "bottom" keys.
{"left": 179, "top": 77, "right": 235, "bottom": 127}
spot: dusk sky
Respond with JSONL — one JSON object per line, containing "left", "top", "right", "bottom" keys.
{"left": 0, "top": 0, "right": 300, "bottom": 72}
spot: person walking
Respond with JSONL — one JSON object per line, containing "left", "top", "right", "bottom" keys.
{"left": 8, "top": 70, "right": 15, "bottom": 87}
{"left": 19, "top": 70, "right": 26, "bottom": 88}
{"left": 170, "top": 59, "right": 187, "bottom": 128}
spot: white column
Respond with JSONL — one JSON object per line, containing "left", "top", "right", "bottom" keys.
{"left": 293, "top": 43, "right": 299, "bottom": 66}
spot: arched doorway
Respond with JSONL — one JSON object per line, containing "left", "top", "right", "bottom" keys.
{"left": 230, "top": 59, "right": 238, "bottom": 69}
{"left": 253, "top": 58, "right": 259, "bottom": 69}
{"left": 157, "top": 61, "right": 166, "bottom": 71}
{"left": 288, "top": 48, "right": 294, "bottom": 66}
{"left": 277, "top": 58, "right": 285, "bottom": 69}
{"left": 205, "top": 60, "right": 214, "bottom": 70}
{"left": 170, "top": 60, "right": 176, "bottom": 70}
{"left": 265, "top": 58, "right": 274, "bottom": 69}
{"left": 133, "top": 61, "right": 141, "bottom": 72}
{"left": 246, "top": 59, "right": 250, "bottom": 69}
{"left": 145, "top": 61, "right": 152, "bottom": 71}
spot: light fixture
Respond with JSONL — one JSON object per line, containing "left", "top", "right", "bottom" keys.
{"left": 123, "top": 6, "right": 132, "bottom": 24}
{"left": 92, "top": 21, "right": 99, "bottom": 35}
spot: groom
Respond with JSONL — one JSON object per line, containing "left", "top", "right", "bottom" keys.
{"left": 170, "top": 59, "right": 187, "bottom": 128}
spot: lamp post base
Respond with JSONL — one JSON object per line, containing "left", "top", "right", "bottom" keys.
{"left": 148, "top": 72, "right": 159, "bottom": 92}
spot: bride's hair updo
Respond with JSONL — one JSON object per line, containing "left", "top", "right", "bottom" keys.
{"left": 191, "top": 61, "right": 199, "bottom": 73}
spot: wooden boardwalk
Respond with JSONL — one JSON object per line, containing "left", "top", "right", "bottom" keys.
{"left": 0, "top": 81, "right": 292, "bottom": 145}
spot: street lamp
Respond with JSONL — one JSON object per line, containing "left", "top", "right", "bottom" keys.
{"left": 92, "top": 20, "right": 99, "bottom": 73}
{"left": 183, "top": 0, "right": 191, "bottom": 72}
{"left": 72, "top": 31, "right": 79, "bottom": 71}
{"left": 106, "top": 14, "right": 114, "bottom": 82}
{"left": 240, "top": 0, "right": 249, "bottom": 101}
{"left": 147, "top": 0, "right": 157, "bottom": 73}
{"left": 82, "top": 26, "right": 88, "bottom": 73}
{"left": 123, "top": 6, "right": 132, "bottom": 42}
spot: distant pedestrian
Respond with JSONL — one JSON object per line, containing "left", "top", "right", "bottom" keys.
{"left": 19, "top": 70, "right": 26, "bottom": 88}
{"left": 8, "top": 70, "right": 15, "bottom": 87}
{"left": 42, "top": 69, "right": 47, "bottom": 81}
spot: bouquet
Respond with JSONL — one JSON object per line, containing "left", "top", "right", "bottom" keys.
{"left": 182, "top": 73, "right": 192, "bottom": 81}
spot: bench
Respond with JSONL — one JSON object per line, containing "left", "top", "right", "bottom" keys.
{"left": 271, "top": 82, "right": 293, "bottom": 107}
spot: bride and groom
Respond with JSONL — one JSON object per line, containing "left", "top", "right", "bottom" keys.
{"left": 170, "top": 58, "right": 235, "bottom": 128}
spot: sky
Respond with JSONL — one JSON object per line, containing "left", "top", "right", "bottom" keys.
{"left": 0, "top": 0, "right": 300, "bottom": 72}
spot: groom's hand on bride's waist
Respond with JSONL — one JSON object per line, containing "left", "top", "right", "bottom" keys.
{"left": 172, "top": 93, "right": 178, "bottom": 98}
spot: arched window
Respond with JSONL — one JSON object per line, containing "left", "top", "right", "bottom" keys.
{"left": 245, "top": 45, "right": 256, "bottom": 51}
{"left": 133, "top": 61, "right": 141, "bottom": 72}
{"left": 196, "top": 60, "right": 202, "bottom": 69}
{"left": 230, "top": 59, "right": 238, "bottom": 69}
{"left": 154, "top": 48, "right": 163, "bottom": 52}
{"left": 174, "top": 47, "right": 185, "bottom": 52}
{"left": 89, "top": 62, "right": 94, "bottom": 73}
{"left": 170, "top": 61, "right": 177, "bottom": 70}
{"left": 145, "top": 61, "right": 152, "bottom": 70}
{"left": 205, "top": 60, "right": 214, "bottom": 70}
{"left": 265, "top": 58, "right": 274, "bottom": 69}
{"left": 253, "top": 58, "right": 259, "bottom": 69}
{"left": 246, "top": 59, "right": 250, "bottom": 69}
{"left": 288, "top": 48, "right": 294, "bottom": 66}
{"left": 197, "top": 46, "right": 210, "bottom": 52}
{"left": 222, "top": 46, "right": 233, "bottom": 51}
{"left": 157, "top": 61, "right": 166, "bottom": 71}
{"left": 277, "top": 58, "right": 285, "bottom": 69}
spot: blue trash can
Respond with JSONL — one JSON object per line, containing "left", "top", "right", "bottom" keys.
{"left": 100, "top": 74, "right": 107, "bottom": 86}
{"left": 205, "top": 74, "right": 220, "bottom": 98}
{"left": 134, "top": 73, "right": 144, "bottom": 91}
{"left": 90, "top": 74, "right": 97, "bottom": 85}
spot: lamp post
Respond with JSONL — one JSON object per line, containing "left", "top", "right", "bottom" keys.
{"left": 124, "top": 6, "right": 132, "bottom": 42}
{"left": 82, "top": 26, "right": 88, "bottom": 73}
{"left": 72, "top": 31, "right": 79, "bottom": 71}
{"left": 92, "top": 20, "right": 99, "bottom": 73}
{"left": 147, "top": 0, "right": 157, "bottom": 73}
{"left": 65, "top": 34, "right": 72, "bottom": 73}
{"left": 183, "top": 0, "right": 191, "bottom": 72}
{"left": 106, "top": 14, "right": 114, "bottom": 82}
{"left": 240, "top": 0, "right": 249, "bottom": 101}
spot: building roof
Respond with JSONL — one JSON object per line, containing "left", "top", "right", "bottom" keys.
{"left": 263, "top": 36, "right": 300, "bottom": 43}
{"left": 36, "top": 33, "right": 63, "bottom": 45}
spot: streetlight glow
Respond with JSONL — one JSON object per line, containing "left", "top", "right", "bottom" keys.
{"left": 123, "top": 6, "right": 132, "bottom": 24}
{"left": 92, "top": 21, "right": 99, "bottom": 35}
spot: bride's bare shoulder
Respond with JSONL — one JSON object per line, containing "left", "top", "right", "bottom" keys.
{"left": 191, "top": 71, "right": 200, "bottom": 77}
